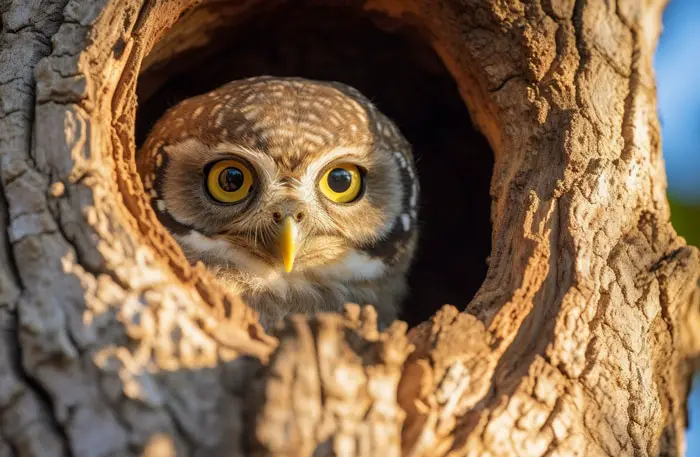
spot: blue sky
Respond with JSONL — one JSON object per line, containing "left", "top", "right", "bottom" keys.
{"left": 657, "top": 0, "right": 700, "bottom": 203}
{"left": 655, "top": 0, "right": 700, "bottom": 454}
{"left": 688, "top": 376, "right": 700, "bottom": 455}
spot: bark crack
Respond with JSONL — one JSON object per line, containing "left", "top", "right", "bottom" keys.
{"left": 619, "top": 26, "right": 641, "bottom": 162}
{"left": 0, "top": 186, "right": 23, "bottom": 291}
{"left": 10, "top": 315, "right": 71, "bottom": 457}
{"left": 489, "top": 73, "right": 526, "bottom": 94}
{"left": 571, "top": 0, "right": 603, "bottom": 139}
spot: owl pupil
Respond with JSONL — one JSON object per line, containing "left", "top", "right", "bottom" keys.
{"left": 219, "top": 167, "right": 244, "bottom": 192}
{"left": 328, "top": 168, "right": 352, "bottom": 193}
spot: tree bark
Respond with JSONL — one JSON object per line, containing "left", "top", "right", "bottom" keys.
{"left": 0, "top": 0, "right": 698, "bottom": 456}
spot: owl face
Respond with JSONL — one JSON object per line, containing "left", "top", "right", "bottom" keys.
{"left": 138, "top": 77, "right": 419, "bottom": 304}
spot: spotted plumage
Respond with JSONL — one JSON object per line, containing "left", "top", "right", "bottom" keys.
{"left": 138, "top": 76, "right": 419, "bottom": 328}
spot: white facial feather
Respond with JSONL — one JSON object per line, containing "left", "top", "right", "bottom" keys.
{"left": 177, "top": 231, "right": 385, "bottom": 298}
{"left": 313, "top": 250, "right": 386, "bottom": 281}
{"left": 176, "top": 231, "right": 277, "bottom": 280}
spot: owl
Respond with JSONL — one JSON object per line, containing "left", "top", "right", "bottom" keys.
{"left": 138, "top": 76, "right": 419, "bottom": 328}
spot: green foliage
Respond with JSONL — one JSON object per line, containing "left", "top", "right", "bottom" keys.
{"left": 669, "top": 196, "right": 700, "bottom": 248}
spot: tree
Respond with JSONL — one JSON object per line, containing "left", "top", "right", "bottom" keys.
{"left": 0, "top": 0, "right": 698, "bottom": 456}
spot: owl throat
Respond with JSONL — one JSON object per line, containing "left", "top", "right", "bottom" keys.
{"left": 171, "top": 217, "right": 411, "bottom": 328}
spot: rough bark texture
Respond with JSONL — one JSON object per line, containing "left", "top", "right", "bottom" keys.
{"left": 0, "top": 1, "right": 698, "bottom": 457}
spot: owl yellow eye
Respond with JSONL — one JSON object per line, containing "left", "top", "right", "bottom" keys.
{"left": 319, "top": 164, "right": 363, "bottom": 203}
{"left": 206, "top": 159, "right": 254, "bottom": 203}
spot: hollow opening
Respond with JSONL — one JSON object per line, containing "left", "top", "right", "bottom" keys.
{"left": 136, "top": 2, "right": 493, "bottom": 327}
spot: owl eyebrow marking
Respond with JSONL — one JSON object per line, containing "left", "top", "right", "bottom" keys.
{"left": 319, "top": 145, "right": 369, "bottom": 163}
{"left": 298, "top": 145, "right": 370, "bottom": 191}
{"left": 211, "top": 142, "right": 276, "bottom": 181}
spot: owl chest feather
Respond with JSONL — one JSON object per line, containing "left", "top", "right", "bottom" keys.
{"left": 228, "top": 258, "right": 403, "bottom": 329}
{"left": 243, "top": 271, "right": 383, "bottom": 328}
{"left": 178, "top": 231, "right": 402, "bottom": 327}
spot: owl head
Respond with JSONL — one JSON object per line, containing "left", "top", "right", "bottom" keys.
{"left": 138, "top": 77, "right": 419, "bottom": 319}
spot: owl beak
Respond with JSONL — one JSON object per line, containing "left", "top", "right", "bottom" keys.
{"left": 279, "top": 216, "right": 298, "bottom": 273}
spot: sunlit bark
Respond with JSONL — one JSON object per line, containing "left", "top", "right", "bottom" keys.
{"left": 0, "top": 1, "right": 697, "bottom": 456}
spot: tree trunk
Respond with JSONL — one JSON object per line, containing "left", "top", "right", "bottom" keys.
{"left": 0, "top": 0, "right": 698, "bottom": 456}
